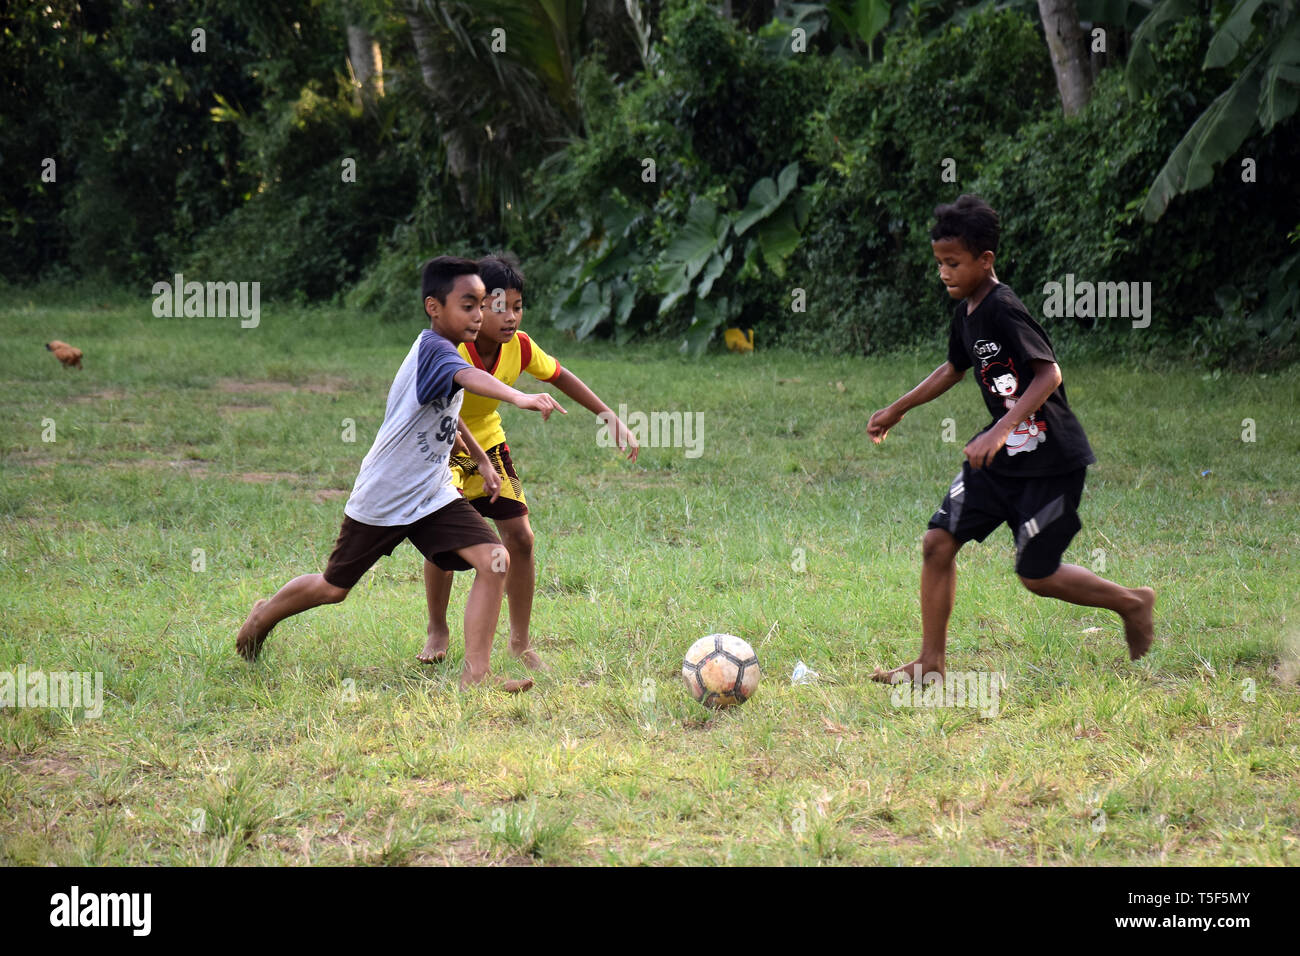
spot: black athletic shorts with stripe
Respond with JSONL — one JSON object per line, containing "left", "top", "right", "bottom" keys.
{"left": 928, "top": 462, "right": 1086, "bottom": 579}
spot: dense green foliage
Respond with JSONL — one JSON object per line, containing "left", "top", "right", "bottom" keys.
{"left": 2, "top": 2, "right": 257, "bottom": 279}
{"left": 970, "top": 15, "right": 1300, "bottom": 360}
{"left": 2, "top": 0, "right": 1297, "bottom": 363}
{"left": 1, "top": 1, "right": 457, "bottom": 305}
{"left": 786, "top": 6, "right": 1057, "bottom": 352}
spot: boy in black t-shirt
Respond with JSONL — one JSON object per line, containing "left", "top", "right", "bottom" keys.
{"left": 866, "top": 195, "right": 1155, "bottom": 683}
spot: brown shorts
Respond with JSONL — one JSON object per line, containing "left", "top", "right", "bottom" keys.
{"left": 322, "top": 498, "right": 501, "bottom": 589}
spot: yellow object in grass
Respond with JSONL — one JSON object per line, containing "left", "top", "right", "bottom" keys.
{"left": 724, "top": 327, "right": 754, "bottom": 353}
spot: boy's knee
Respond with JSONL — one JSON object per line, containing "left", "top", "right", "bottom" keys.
{"left": 504, "top": 527, "right": 534, "bottom": 558}
{"left": 922, "top": 528, "right": 959, "bottom": 564}
{"left": 479, "top": 544, "right": 510, "bottom": 576}
{"left": 1018, "top": 573, "right": 1055, "bottom": 596}
{"left": 319, "top": 578, "right": 350, "bottom": 604}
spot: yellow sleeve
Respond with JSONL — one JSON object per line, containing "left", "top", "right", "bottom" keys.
{"left": 519, "top": 332, "right": 562, "bottom": 383}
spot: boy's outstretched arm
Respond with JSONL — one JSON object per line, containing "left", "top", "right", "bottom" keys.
{"left": 453, "top": 367, "right": 567, "bottom": 420}
{"left": 867, "top": 361, "right": 965, "bottom": 444}
{"left": 456, "top": 419, "right": 501, "bottom": 502}
{"left": 550, "top": 368, "right": 640, "bottom": 461}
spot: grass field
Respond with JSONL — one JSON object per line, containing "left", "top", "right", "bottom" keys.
{"left": 2, "top": 293, "right": 1298, "bottom": 865}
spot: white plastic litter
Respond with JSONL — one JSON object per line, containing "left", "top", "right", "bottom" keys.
{"left": 791, "top": 661, "right": 820, "bottom": 685}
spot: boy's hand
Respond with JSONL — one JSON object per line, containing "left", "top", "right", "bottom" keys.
{"left": 478, "top": 460, "right": 502, "bottom": 502}
{"left": 963, "top": 427, "right": 1009, "bottom": 469}
{"left": 867, "top": 406, "right": 902, "bottom": 444}
{"left": 615, "top": 418, "right": 640, "bottom": 462}
{"left": 516, "top": 392, "right": 567, "bottom": 420}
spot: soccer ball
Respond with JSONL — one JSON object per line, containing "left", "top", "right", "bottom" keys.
{"left": 682, "top": 634, "right": 760, "bottom": 708}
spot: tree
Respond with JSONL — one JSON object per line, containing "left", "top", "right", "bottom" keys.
{"left": 406, "top": 1, "right": 478, "bottom": 210}
{"left": 403, "top": 1, "right": 648, "bottom": 216}
{"left": 345, "top": 25, "right": 384, "bottom": 108}
{"left": 1038, "top": 0, "right": 1093, "bottom": 114}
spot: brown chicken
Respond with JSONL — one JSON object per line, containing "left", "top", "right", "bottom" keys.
{"left": 46, "top": 340, "right": 83, "bottom": 369}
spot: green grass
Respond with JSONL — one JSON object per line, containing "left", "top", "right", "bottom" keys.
{"left": 1, "top": 295, "right": 1298, "bottom": 865}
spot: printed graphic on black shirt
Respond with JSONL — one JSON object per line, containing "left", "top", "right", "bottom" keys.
{"left": 978, "top": 357, "right": 1046, "bottom": 457}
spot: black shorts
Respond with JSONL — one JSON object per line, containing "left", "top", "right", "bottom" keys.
{"left": 322, "top": 498, "right": 502, "bottom": 589}
{"left": 928, "top": 463, "right": 1086, "bottom": 579}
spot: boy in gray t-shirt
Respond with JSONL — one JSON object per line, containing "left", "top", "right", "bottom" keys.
{"left": 236, "top": 257, "right": 565, "bottom": 691}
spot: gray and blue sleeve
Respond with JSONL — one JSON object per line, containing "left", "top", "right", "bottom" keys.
{"left": 416, "top": 334, "right": 472, "bottom": 405}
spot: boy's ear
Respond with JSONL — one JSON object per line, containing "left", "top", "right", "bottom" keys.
{"left": 424, "top": 295, "right": 440, "bottom": 321}
{"left": 980, "top": 250, "right": 996, "bottom": 269}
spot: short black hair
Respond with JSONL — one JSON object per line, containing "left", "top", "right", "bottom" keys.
{"left": 421, "top": 255, "right": 480, "bottom": 304}
{"left": 930, "top": 194, "right": 999, "bottom": 258}
{"left": 478, "top": 253, "right": 525, "bottom": 298}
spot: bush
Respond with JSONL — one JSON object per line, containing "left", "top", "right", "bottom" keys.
{"left": 777, "top": 7, "right": 1056, "bottom": 353}
{"left": 971, "top": 14, "right": 1300, "bottom": 365}
{"left": 184, "top": 77, "right": 424, "bottom": 304}
{"left": 524, "top": 0, "right": 828, "bottom": 351}
{"left": 0, "top": 2, "right": 276, "bottom": 285}
{"left": 775, "top": 7, "right": 1299, "bottom": 366}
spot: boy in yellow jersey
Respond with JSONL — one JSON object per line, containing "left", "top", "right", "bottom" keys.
{"left": 418, "top": 254, "right": 640, "bottom": 670}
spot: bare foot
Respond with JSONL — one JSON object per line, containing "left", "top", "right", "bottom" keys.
{"left": 458, "top": 672, "right": 534, "bottom": 693}
{"left": 870, "top": 659, "right": 944, "bottom": 685}
{"left": 510, "top": 646, "right": 551, "bottom": 672}
{"left": 236, "top": 599, "right": 271, "bottom": 661}
{"left": 1122, "top": 586, "right": 1156, "bottom": 661}
{"left": 418, "top": 627, "right": 450, "bottom": 664}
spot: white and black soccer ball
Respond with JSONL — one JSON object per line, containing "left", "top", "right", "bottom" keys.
{"left": 682, "top": 634, "right": 760, "bottom": 708}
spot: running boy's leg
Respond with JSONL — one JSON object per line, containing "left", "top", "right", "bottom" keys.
{"left": 409, "top": 498, "right": 528, "bottom": 689}
{"left": 495, "top": 513, "right": 547, "bottom": 670}
{"left": 417, "top": 515, "right": 546, "bottom": 669}
{"left": 873, "top": 527, "right": 962, "bottom": 684}
{"left": 455, "top": 541, "right": 529, "bottom": 689}
{"left": 1013, "top": 467, "right": 1156, "bottom": 660}
{"left": 1019, "top": 567, "right": 1155, "bottom": 659}
{"left": 420, "top": 559, "right": 455, "bottom": 662}
{"left": 237, "top": 514, "right": 400, "bottom": 661}
{"left": 875, "top": 466, "right": 999, "bottom": 684}
{"left": 236, "top": 575, "right": 349, "bottom": 661}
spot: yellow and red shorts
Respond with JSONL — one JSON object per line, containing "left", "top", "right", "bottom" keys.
{"left": 450, "top": 442, "right": 528, "bottom": 521}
